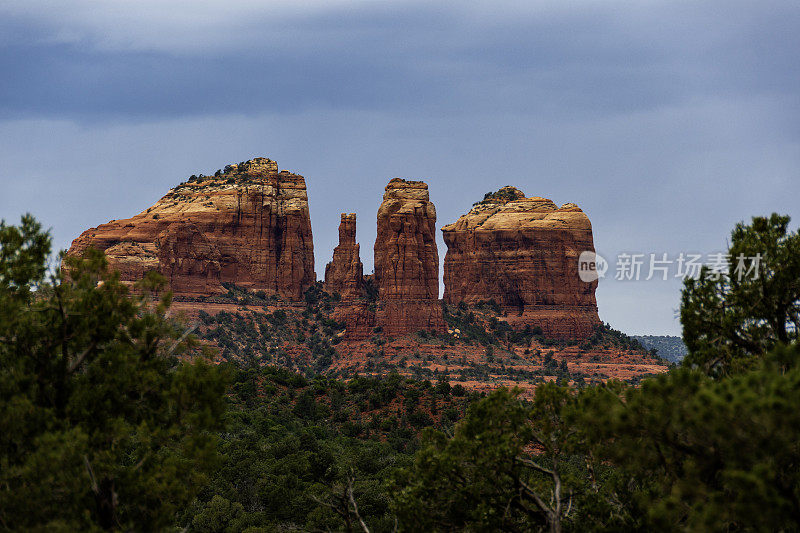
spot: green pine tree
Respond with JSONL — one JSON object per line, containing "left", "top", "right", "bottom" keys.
{"left": 0, "top": 214, "right": 229, "bottom": 531}
{"left": 681, "top": 213, "right": 800, "bottom": 376}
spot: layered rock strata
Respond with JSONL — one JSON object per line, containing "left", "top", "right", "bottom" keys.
{"left": 324, "top": 213, "right": 363, "bottom": 299}
{"left": 374, "top": 179, "right": 445, "bottom": 336}
{"left": 67, "top": 157, "right": 315, "bottom": 300}
{"left": 441, "top": 186, "right": 600, "bottom": 339}
{"left": 331, "top": 303, "right": 376, "bottom": 341}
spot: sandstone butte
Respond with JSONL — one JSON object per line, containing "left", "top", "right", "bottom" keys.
{"left": 373, "top": 178, "right": 446, "bottom": 336}
{"left": 66, "top": 158, "right": 315, "bottom": 301}
{"left": 67, "top": 158, "right": 600, "bottom": 342}
{"left": 441, "top": 186, "right": 601, "bottom": 339}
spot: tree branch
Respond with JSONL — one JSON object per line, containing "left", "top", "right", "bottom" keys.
{"left": 166, "top": 323, "right": 197, "bottom": 356}
{"left": 519, "top": 478, "right": 552, "bottom": 515}
{"left": 84, "top": 455, "right": 99, "bottom": 495}
{"left": 68, "top": 341, "right": 97, "bottom": 373}
{"left": 347, "top": 475, "right": 371, "bottom": 533}
{"left": 516, "top": 456, "right": 555, "bottom": 477}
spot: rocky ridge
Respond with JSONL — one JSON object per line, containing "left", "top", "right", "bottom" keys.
{"left": 68, "top": 161, "right": 602, "bottom": 345}
{"left": 65, "top": 157, "right": 662, "bottom": 389}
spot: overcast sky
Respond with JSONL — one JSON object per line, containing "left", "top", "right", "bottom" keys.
{"left": 2, "top": 0, "right": 798, "bottom": 335}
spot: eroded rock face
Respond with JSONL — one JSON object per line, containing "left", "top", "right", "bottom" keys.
{"left": 374, "top": 178, "right": 445, "bottom": 335}
{"left": 67, "top": 158, "right": 315, "bottom": 300}
{"left": 331, "top": 303, "right": 376, "bottom": 340}
{"left": 441, "top": 186, "right": 600, "bottom": 339}
{"left": 324, "top": 213, "right": 363, "bottom": 299}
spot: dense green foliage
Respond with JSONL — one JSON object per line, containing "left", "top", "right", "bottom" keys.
{"left": 180, "top": 367, "right": 474, "bottom": 531}
{"left": 0, "top": 215, "right": 229, "bottom": 531}
{"left": 472, "top": 187, "right": 524, "bottom": 206}
{"left": 397, "top": 343, "right": 800, "bottom": 531}
{"left": 576, "top": 345, "right": 800, "bottom": 530}
{"left": 395, "top": 386, "right": 588, "bottom": 532}
{"left": 3, "top": 212, "right": 799, "bottom": 531}
{"left": 681, "top": 213, "right": 800, "bottom": 376}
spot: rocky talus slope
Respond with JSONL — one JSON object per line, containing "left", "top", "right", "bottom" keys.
{"left": 67, "top": 158, "right": 315, "bottom": 300}
{"left": 441, "top": 186, "right": 600, "bottom": 339}
{"left": 182, "top": 292, "right": 667, "bottom": 396}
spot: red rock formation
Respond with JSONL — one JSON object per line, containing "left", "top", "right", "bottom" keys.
{"left": 441, "top": 186, "right": 600, "bottom": 339}
{"left": 374, "top": 178, "right": 445, "bottom": 336}
{"left": 324, "top": 213, "right": 363, "bottom": 299}
{"left": 67, "top": 157, "right": 315, "bottom": 300}
{"left": 331, "top": 303, "right": 376, "bottom": 340}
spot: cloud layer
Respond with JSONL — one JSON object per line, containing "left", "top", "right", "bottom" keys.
{"left": 1, "top": 0, "right": 798, "bottom": 334}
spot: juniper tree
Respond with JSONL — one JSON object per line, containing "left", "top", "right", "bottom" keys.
{"left": 680, "top": 213, "right": 800, "bottom": 376}
{"left": 0, "top": 214, "right": 229, "bottom": 531}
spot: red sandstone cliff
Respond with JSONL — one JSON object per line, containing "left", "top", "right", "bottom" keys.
{"left": 324, "top": 213, "right": 363, "bottom": 299}
{"left": 374, "top": 179, "right": 445, "bottom": 336}
{"left": 441, "top": 186, "right": 600, "bottom": 339}
{"left": 67, "top": 157, "right": 315, "bottom": 300}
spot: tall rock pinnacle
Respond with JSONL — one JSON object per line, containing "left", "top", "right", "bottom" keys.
{"left": 374, "top": 178, "right": 445, "bottom": 335}
{"left": 324, "top": 213, "right": 364, "bottom": 299}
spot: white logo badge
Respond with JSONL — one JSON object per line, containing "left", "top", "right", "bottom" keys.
{"left": 578, "top": 251, "right": 607, "bottom": 282}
